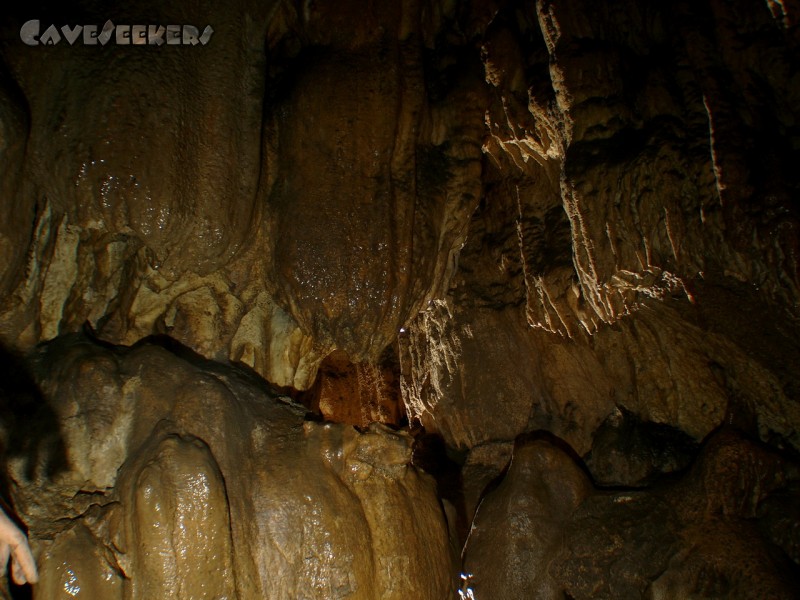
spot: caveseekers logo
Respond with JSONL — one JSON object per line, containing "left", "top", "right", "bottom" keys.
{"left": 20, "top": 19, "right": 214, "bottom": 46}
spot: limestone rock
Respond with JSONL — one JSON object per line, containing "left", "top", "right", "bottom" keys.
{"left": 35, "top": 523, "right": 123, "bottom": 600}
{"left": 300, "top": 349, "right": 404, "bottom": 428}
{"left": 462, "top": 436, "right": 592, "bottom": 599}
{"left": 460, "top": 441, "right": 513, "bottom": 522}
{"left": 400, "top": 0, "right": 800, "bottom": 461}
{"left": 265, "top": 0, "right": 485, "bottom": 361}
{"left": 8, "top": 336, "right": 454, "bottom": 599}
{"left": 0, "top": 0, "right": 487, "bottom": 389}
{"left": 462, "top": 431, "right": 799, "bottom": 600}
{"left": 585, "top": 407, "right": 698, "bottom": 487}
{"left": 0, "top": 0, "right": 799, "bottom": 596}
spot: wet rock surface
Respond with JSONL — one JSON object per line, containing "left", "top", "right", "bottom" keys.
{"left": 0, "top": 0, "right": 798, "bottom": 597}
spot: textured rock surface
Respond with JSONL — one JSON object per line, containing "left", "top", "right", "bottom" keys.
{"left": 266, "top": 6, "right": 485, "bottom": 359}
{"left": 301, "top": 349, "right": 404, "bottom": 428}
{"left": 6, "top": 336, "right": 453, "bottom": 599}
{"left": 0, "top": 0, "right": 486, "bottom": 390}
{"left": 0, "top": 0, "right": 798, "bottom": 597}
{"left": 399, "top": 0, "right": 800, "bottom": 463}
{"left": 585, "top": 406, "right": 698, "bottom": 487}
{"left": 462, "top": 432, "right": 800, "bottom": 599}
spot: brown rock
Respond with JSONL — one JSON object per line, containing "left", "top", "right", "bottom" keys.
{"left": 462, "top": 430, "right": 799, "bottom": 600}
{"left": 462, "top": 436, "right": 592, "bottom": 599}
{"left": 9, "top": 336, "right": 454, "bottom": 599}
{"left": 301, "top": 349, "right": 404, "bottom": 427}
{"left": 0, "top": 0, "right": 799, "bottom": 596}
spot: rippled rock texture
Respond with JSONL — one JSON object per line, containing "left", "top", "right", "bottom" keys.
{"left": 0, "top": 0, "right": 485, "bottom": 390}
{"left": 0, "top": 0, "right": 799, "bottom": 597}
{"left": 400, "top": 0, "right": 800, "bottom": 456}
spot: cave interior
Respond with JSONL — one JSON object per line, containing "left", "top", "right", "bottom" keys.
{"left": 0, "top": 0, "right": 800, "bottom": 598}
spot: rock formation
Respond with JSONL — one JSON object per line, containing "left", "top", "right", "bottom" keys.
{"left": 0, "top": 0, "right": 798, "bottom": 597}
{"left": 12, "top": 335, "right": 452, "bottom": 599}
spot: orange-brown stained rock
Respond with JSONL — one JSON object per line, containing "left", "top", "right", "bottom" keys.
{"left": 303, "top": 349, "right": 404, "bottom": 428}
{"left": 0, "top": 0, "right": 799, "bottom": 594}
{"left": 0, "top": 0, "right": 794, "bottom": 428}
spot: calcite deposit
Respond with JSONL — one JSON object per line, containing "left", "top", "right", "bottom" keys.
{"left": 9, "top": 335, "right": 453, "bottom": 599}
{"left": 0, "top": 0, "right": 798, "bottom": 597}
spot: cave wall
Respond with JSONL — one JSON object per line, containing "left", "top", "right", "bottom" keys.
{"left": 0, "top": 0, "right": 799, "bottom": 598}
{"left": 9, "top": 336, "right": 453, "bottom": 600}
